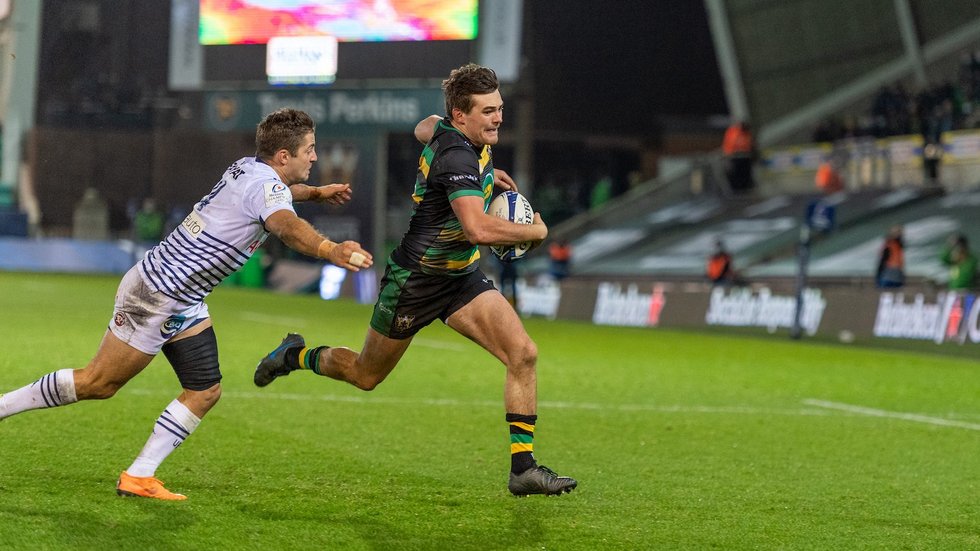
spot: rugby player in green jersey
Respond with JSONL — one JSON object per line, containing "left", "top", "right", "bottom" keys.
{"left": 256, "top": 64, "right": 576, "bottom": 497}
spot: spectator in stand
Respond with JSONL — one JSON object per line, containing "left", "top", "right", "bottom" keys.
{"left": 812, "top": 119, "right": 839, "bottom": 143}
{"left": 72, "top": 187, "right": 110, "bottom": 240}
{"left": 133, "top": 198, "right": 165, "bottom": 246}
{"left": 706, "top": 239, "right": 736, "bottom": 286}
{"left": 940, "top": 233, "right": 978, "bottom": 290}
{"left": 815, "top": 157, "right": 845, "bottom": 194}
{"left": 722, "top": 120, "right": 756, "bottom": 193}
{"left": 590, "top": 174, "right": 612, "bottom": 210}
{"left": 813, "top": 72, "right": 980, "bottom": 142}
{"left": 875, "top": 225, "right": 905, "bottom": 288}
{"left": 548, "top": 239, "right": 573, "bottom": 281}
{"left": 923, "top": 138, "right": 944, "bottom": 187}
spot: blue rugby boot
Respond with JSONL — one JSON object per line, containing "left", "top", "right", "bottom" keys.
{"left": 254, "top": 333, "right": 305, "bottom": 387}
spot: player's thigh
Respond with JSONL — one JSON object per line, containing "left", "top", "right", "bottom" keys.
{"left": 446, "top": 290, "right": 533, "bottom": 365}
{"left": 78, "top": 330, "right": 155, "bottom": 392}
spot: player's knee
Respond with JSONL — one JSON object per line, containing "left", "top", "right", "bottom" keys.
{"left": 351, "top": 374, "right": 383, "bottom": 391}
{"left": 347, "top": 364, "right": 387, "bottom": 391}
{"left": 518, "top": 339, "right": 538, "bottom": 367}
{"left": 195, "top": 383, "right": 222, "bottom": 407}
{"left": 507, "top": 339, "right": 538, "bottom": 373}
{"left": 183, "top": 383, "right": 221, "bottom": 412}
{"left": 163, "top": 326, "right": 223, "bottom": 394}
{"left": 346, "top": 355, "right": 390, "bottom": 391}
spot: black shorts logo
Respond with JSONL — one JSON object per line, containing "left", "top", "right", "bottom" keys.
{"left": 395, "top": 314, "right": 416, "bottom": 333}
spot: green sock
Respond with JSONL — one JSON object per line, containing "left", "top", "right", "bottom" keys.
{"left": 506, "top": 413, "right": 538, "bottom": 474}
{"left": 295, "top": 346, "right": 329, "bottom": 374}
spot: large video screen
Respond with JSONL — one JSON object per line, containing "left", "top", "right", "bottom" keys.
{"left": 200, "top": 0, "right": 479, "bottom": 45}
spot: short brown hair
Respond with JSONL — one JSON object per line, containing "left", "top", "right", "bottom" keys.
{"left": 255, "top": 108, "right": 315, "bottom": 160}
{"left": 442, "top": 64, "right": 499, "bottom": 117}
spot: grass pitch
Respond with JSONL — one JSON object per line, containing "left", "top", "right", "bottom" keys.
{"left": 0, "top": 271, "right": 978, "bottom": 550}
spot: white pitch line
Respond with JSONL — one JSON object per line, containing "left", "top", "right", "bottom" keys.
{"left": 120, "top": 388, "right": 980, "bottom": 427}
{"left": 804, "top": 399, "right": 980, "bottom": 431}
{"left": 122, "top": 387, "right": 830, "bottom": 417}
{"left": 411, "top": 338, "right": 470, "bottom": 352}
{"left": 238, "top": 311, "right": 311, "bottom": 327}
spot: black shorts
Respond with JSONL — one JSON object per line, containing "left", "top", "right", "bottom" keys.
{"left": 370, "top": 259, "right": 496, "bottom": 339}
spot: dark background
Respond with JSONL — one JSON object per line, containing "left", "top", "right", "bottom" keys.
{"left": 36, "top": 0, "right": 728, "bottom": 140}
{"left": 528, "top": 0, "right": 726, "bottom": 137}
{"left": 31, "top": 0, "right": 730, "bottom": 236}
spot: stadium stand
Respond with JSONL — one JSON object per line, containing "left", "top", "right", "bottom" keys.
{"left": 530, "top": 156, "right": 955, "bottom": 286}
{"left": 529, "top": 35, "right": 980, "bottom": 291}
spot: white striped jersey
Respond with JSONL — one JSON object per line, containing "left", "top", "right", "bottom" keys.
{"left": 138, "top": 157, "right": 295, "bottom": 304}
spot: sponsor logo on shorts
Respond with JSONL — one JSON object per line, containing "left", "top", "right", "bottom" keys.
{"left": 160, "top": 315, "right": 187, "bottom": 338}
{"left": 113, "top": 312, "right": 128, "bottom": 327}
{"left": 395, "top": 314, "right": 415, "bottom": 332}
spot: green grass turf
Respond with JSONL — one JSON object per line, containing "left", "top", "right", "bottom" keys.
{"left": 0, "top": 271, "right": 978, "bottom": 550}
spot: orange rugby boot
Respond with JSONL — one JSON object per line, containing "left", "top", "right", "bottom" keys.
{"left": 116, "top": 471, "right": 187, "bottom": 501}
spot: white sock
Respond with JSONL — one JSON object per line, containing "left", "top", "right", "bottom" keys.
{"left": 0, "top": 369, "right": 78, "bottom": 419}
{"left": 126, "top": 399, "right": 201, "bottom": 478}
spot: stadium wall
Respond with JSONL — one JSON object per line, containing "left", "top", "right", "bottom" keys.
{"left": 515, "top": 276, "right": 980, "bottom": 349}
{"left": 28, "top": 127, "right": 249, "bottom": 235}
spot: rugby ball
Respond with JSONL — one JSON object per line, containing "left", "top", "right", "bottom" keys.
{"left": 488, "top": 191, "right": 534, "bottom": 262}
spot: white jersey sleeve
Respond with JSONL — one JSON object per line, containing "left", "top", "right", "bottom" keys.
{"left": 243, "top": 177, "right": 293, "bottom": 223}
{"left": 138, "top": 157, "right": 297, "bottom": 304}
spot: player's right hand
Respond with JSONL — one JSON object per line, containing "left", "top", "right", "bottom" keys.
{"left": 312, "top": 183, "right": 352, "bottom": 205}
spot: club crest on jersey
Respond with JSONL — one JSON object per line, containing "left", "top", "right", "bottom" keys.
{"left": 160, "top": 315, "right": 187, "bottom": 338}
{"left": 395, "top": 314, "right": 416, "bottom": 332}
{"left": 264, "top": 181, "right": 290, "bottom": 207}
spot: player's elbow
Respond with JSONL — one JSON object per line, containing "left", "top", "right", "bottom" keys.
{"left": 351, "top": 374, "right": 384, "bottom": 391}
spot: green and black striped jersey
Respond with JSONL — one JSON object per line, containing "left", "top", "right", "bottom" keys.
{"left": 391, "top": 118, "right": 494, "bottom": 276}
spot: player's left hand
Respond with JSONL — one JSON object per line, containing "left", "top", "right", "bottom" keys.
{"left": 328, "top": 240, "right": 373, "bottom": 271}
{"left": 528, "top": 212, "right": 547, "bottom": 249}
{"left": 493, "top": 169, "right": 517, "bottom": 192}
{"left": 311, "top": 183, "right": 352, "bottom": 205}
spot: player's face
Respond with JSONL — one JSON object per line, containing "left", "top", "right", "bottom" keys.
{"left": 455, "top": 90, "right": 503, "bottom": 146}
{"left": 284, "top": 132, "right": 317, "bottom": 184}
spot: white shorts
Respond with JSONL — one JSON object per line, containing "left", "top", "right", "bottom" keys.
{"left": 109, "top": 266, "right": 211, "bottom": 355}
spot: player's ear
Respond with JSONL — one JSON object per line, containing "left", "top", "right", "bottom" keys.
{"left": 274, "top": 148, "right": 290, "bottom": 165}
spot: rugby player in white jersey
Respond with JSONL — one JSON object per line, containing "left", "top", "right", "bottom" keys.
{"left": 0, "top": 108, "right": 372, "bottom": 500}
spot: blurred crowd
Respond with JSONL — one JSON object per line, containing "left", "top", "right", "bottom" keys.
{"left": 812, "top": 49, "right": 980, "bottom": 143}
{"left": 41, "top": 72, "right": 172, "bottom": 129}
